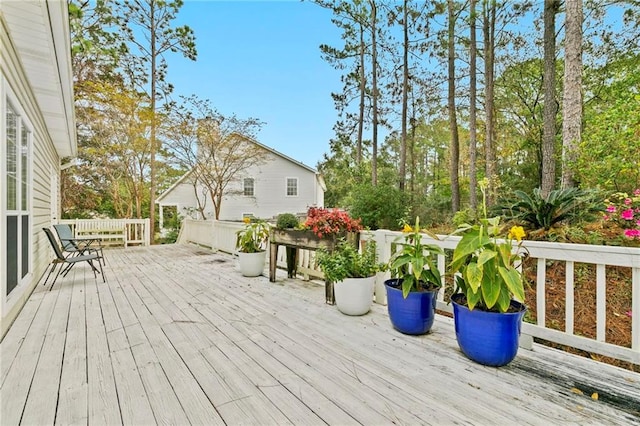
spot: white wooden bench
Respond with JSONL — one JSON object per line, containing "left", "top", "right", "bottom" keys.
{"left": 75, "top": 220, "right": 127, "bottom": 246}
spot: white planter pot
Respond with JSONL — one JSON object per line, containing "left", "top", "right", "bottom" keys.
{"left": 238, "top": 251, "right": 266, "bottom": 277}
{"left": 334, "top": 276, "right": 375, "bottom": 316}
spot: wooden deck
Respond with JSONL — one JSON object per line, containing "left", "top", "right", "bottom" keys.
{"left": 1, "top": 244, "right": 639, "bottom": 425}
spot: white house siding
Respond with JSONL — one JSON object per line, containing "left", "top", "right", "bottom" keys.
{"left": 0, "top": 2, "right": 74, "bottom": 339}
{"left": 159, "top": 150, "right": 323, "bottom": 222}
{"left": 222, "top": 154, "right": 321, "bottom": 220}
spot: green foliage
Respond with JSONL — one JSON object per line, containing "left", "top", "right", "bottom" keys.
{"left": 235, "top": 219, "right": 270, "bottom": 253}
{"left": 347, "top": 183, "right": 408, "bottom": 230}
{"left": 160, "top": 228, "right": 180, "bottom": 245}
{"left": 450, "top": 180, "right": 527, "bottom": 313}
{"left": 452, "top": 208, "right": 477, "bottom": 228}
{"left": 317, "top": 239, "right": 378, "bottom": 284}
{"left": 276, "top": 213, "right": 300, "bottom": 229}
{"left": 388, "top": 217, "right": 444, "bottom": 298}
{"left": 494, "top": 187, "right": 603, "bottom": 231}
{"left": 579, "top": 54, "right": 640, "bottom": 192}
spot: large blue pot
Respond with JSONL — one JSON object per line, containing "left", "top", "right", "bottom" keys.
{"left": 385, "top": 279, "right": 438, "bottom": 335}
{"left": 451, "top": 293, "right": 526, "bottom": 367}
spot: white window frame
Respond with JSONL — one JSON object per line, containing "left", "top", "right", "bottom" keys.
{"left": 286, "top": 177, "right": 298, "bottom": 197}
{"left": 243, "top": 178, "right": 255, "bottom": 197}
{"left": 1, "top": 79, "right": 34, "bottom": 303}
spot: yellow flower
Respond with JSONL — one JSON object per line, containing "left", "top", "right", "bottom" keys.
{"left": 402, "top": 223, "right": 413, "bottom": 233}
{"left": 508, "top": 226, "right": 526, "bottom": 242}
{"left": 243, "top": 217, "right": 251, "bottom": 224}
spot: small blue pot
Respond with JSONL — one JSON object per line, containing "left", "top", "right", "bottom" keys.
{"left": 385, "top": 279, "right": 438, "bottom": 335}
{"left": 451, "top": 293, "right": 526, "bottom": 367}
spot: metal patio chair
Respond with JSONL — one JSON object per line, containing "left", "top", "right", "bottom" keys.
{"left": 53, "top": 223, "right": 104, "bottom": 265}
{"left": 42, "top": 227, "right": 104, "bottom": 289}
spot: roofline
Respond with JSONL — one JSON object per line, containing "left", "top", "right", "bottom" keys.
{"left": 47, "top": 0, "right": 77, "bottom": 157}
{"left": 156, "top": 134, "right": 319, "bottom": 204}
{"left": 156, "top": 169, "right": 193, "bottom": 203}
{"left": 230, "top": 132, "right": 317, "bottom": 174}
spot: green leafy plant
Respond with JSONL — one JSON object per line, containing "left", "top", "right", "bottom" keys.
{"left": 494, "top": 187, "right": 603, "bottom": 231}
{"left": 317, "top": 239, "right": 378, "bottom": 284}
{"left": 450, "top": 179, "right": 527, "bottom": 313}
{"left": 276, "top": 213, "right": 300, "bottom": 229}
{"left": 388, "top": 217, "right": 444, "bottom": 298}
{"left": 346, "top": 183, "right": 408, "bottom": 230}
{"left": 236, "top": 218, "right": 270, "bottom": 253}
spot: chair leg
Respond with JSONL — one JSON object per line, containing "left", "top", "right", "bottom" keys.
{"left": 88, "top": 259, "right": 98, "bottom": 280}
{"left": 43, "top": 261, "right": 58, "bottom": 286}
{"left": 48, "top": 263, "right": 64, "bottom": 291}
{"left": 61, "top": 262, "right": 77, "bottom": 278}
{"left": 97, "top": 257, "right": 105, "bottom": 282}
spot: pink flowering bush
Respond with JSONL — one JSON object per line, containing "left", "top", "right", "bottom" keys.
{"left": 603, "top": 189, "right": 640, "bottom": 242}
{"left": 303, "top": 207, "right": 363, "bottom": 238}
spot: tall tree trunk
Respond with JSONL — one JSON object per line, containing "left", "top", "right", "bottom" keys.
{"left": 469, "top": 0, "right": 478, "bottom": 210}
{"left": 541, "top": 0, "right": 559, "bottom": 197}
{"left": 409, "top": 92, "right": 417, "bottom": 205}
{"left": 561, "top": 0, "right": 583, "bottom": 189}
{"left": 370, "top": 0, "right": 378, "bottom": 186}
{"left": 149, "top": 2, "right": 157, "bottom": 243}
{"left": 448, "top": 0, "right": 460, "bottom": 213}
{"left": 399, "top": 0, "right": 409, "bottom": 191}
{"left": 357, "top": 23, "right": 366, "bottom": 164}
{"left": 483, "top": 0, "right": 496, "bottom": 204}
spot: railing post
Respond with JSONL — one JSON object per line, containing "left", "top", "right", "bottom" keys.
{"left": 373, "top": 229, "right": 390, "bottom": 305}
{"left": 211, "top": 220, "right": 218, "bottom": 252}
{"left": 144, "top": 218, "right": 151, "bottom": 246}
{"left": 633, "top": 267, "right": 640, "bottom": 352}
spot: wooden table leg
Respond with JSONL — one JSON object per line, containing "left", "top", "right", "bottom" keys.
{"left": 286, "top": 247, "right": 297, "bottom": 278}
{"left": 325, "top": 280, "right": 335, "bottom": 305}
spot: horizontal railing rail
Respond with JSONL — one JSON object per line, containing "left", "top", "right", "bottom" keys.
{"left": 180, "top": 219, "right": 640, "bottom": 365}
{"left": 178, "top": 219, "right": 323, "bottom": 276}
{"left": 59, "top": 218, "right": 150, "bottom": 247}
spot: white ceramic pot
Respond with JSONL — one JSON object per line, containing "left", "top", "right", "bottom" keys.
{"left": 238, "top": 251, "right": 266, "bottom": 277}
{"left": 334, "top": 276, "right": 375, "bottom": 316}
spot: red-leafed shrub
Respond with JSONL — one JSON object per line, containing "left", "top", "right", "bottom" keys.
{"left": 303, "top": 207, "right": 363, "bottom": 238}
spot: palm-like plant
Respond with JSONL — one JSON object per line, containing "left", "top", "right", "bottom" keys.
{"left": 494, "top": 187, "right": 603, "bottom": 231}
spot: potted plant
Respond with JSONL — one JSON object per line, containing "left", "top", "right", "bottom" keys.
{"left": 385, "top": 217, "right": 444, "bottom": 335}
{"left": 275, "top": 213, "right": 301, "bottom": 277}
{"left": 449, "top": 179, "right": 528, "bottom": 366}
{"left": 236, "top": 217, "right": 270, "bottom": 277}
{"left": 269, "top": 207, "right": 363, "bottom": 290}
{"left": 317, "top": 239, "right": 378, "bottom": 315}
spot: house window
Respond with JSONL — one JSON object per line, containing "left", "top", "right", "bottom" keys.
{"left": 243, "top": 178, "right": 254, "bottom": 196}
{"left": 286, "top": 178, "right": 298, "bottom": 197}
{"left": 4, "top": 100, "right": 32, "bottom": 296}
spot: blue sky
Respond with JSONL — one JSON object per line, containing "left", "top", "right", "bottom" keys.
{"left": 169, "top": 0, "right": 343, "bottom": 169}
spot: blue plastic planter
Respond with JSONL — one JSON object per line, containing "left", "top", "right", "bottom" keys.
{"left": 451, "top": 293, "right": 526, "bottom": 367}
{"left": 385, "top": 279, "right": 438, "bottom": 335}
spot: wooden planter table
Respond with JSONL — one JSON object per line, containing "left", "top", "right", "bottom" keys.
{"left": 269, "top": 229, "right": 358, "bottom": 304}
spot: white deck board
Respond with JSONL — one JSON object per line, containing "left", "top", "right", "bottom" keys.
{"left": 1, "top": 244, "right": 638, "bottom": 426}
{"left": 55, "top": 276, "right": 88, "bottom": 426}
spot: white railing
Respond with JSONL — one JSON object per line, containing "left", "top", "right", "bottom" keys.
{"left": 59, "top": 218, "right": 150, "bottom": 246}
{"left": 178, "top": 219, "right": 324, "bottom": 276}
{"left": 366, "top": 230, "right": 640, "bottom": 366}
{"left": 179, "top": 219, "right": 640, "bottom": 365}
